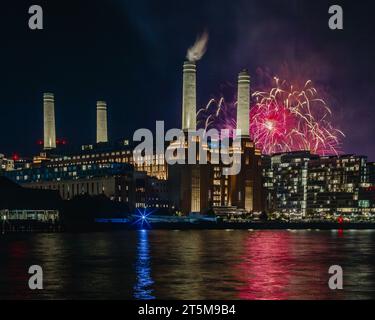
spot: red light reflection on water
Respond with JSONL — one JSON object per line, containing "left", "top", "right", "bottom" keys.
{"left": 337, "top": 229, "right": 344, "bottom": 237}
{"left": 234, "top": 231, "right": 292, "bottom": 300}
{"left": 4, "top": 241, "right": 32, "bottom": 299}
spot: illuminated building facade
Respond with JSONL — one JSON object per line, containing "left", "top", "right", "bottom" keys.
{"left": 263, "top": 151, "right": 375, "bottom": 220}
{"left": 4, "top": 162, "right": 168, "bottom": 211}
{"left": 229, "top": 137, "right": 263, "bottom": 213}
{"left": 0, "top": 154, "right": 14, "bottom": 172}
{"left": 307, "top": 154, "right": 369, "bottom": 218}
{"left": 38, "top": 141, "right": 167, "bottom": 181}
{"left": 263, "top": 151, "right": 313, "bottom": 220}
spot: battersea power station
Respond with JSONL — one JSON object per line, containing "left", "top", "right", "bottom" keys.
{"left": 2, "top": 60, "right": 263, "bottom": 217}
{"left": 2, "top": 60, "right": 375, "bottom": 220}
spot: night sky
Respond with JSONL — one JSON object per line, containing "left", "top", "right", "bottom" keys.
{"left": 1, "top": 0, "right": 374, "bottom": 159}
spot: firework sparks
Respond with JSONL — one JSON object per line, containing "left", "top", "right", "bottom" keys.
{"left": 197, "top": 78, "right": 344, "bottom": 155}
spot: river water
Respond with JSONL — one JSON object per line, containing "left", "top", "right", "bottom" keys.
{"left": 0, "top": 229, "right": 374, "bottom": 299}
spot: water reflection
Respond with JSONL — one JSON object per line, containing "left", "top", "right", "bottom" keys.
{"left": 133, "top": 230, "right": 154, "bottom": 299}
{"left": 0, "top": 230, "right": 374, "bottom": 299}
{"left": 232, "top": 230, "right": 375, "bottom": 299}
{"left": 235, "top": 231, "right": 292, "bottom": 299}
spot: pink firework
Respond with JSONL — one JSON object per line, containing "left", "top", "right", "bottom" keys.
{"left": 249, "top": 101, "right": 297, "bottom": 154}
{"left": 197, "top": 78, "right": 345, "bottom": 155}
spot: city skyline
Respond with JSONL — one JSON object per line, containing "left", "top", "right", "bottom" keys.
{"left": 1, "top": 0, "right": 375, "bottom": 160}
{"left": 2, "top": 59, "right": 374, "bottom": 220}
{"left": 2, "top": 1, "right": 375, "bottom": 303}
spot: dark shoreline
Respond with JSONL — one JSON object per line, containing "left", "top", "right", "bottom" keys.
{"left": 73, "top": 221, "right": 375, "bottom": 232}
{"left": 103, "top": 221, "right": 375, "bottom": 230}
{"left": 2, "top": 221, "right": 375, "bottom": 234}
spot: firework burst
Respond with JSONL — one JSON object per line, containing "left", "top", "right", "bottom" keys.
{"left": 197, "top": 97, "right": 236, "bottom": 132}
{"left": 197, "top": 78, "right": 345, "bottom": 155}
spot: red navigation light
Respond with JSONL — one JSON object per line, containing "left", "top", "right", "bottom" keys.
{"left": 56, "top": 138, "right": 67, "bottom": 146}
{"left": 37, "top": 139, "right": 43, "bottom": 145}
{"left": 337, "top": 216, "right": 344, "bottom": 224}
{"left": 12, "top": 153, "right": 20, "bottom": 161}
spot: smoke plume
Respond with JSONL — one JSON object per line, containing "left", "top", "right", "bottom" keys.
{"left": 186, "top": 30, "right": 209, "bottom": 62}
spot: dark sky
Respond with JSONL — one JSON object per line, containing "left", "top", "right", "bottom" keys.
{"left": 1, "top": 0, "right": 374, "bottom": 159}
